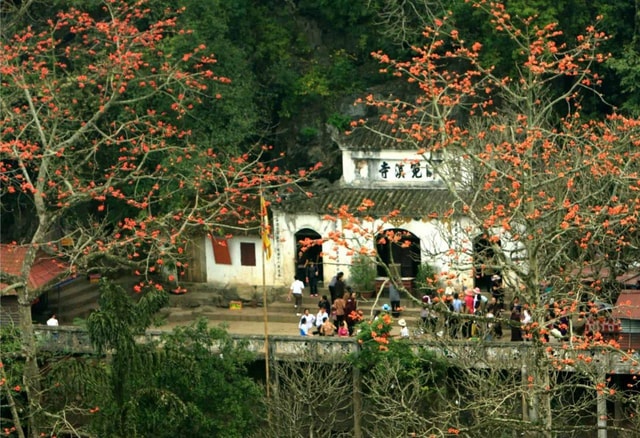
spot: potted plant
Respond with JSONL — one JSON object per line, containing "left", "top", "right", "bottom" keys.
{"left": 415, "top": 262, "right": 438, "bottom": 298}
{"left": 349, "top": 253, "right": 378, "bottom": 299}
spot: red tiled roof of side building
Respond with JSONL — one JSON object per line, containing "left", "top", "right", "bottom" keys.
{"left": 613, "top": 290, "right": 640, "bottom": 320}
{"left": 573, "top": 266, "right": 640, "bottom": 288}
{"left": 0, "top": 244, "right": 69, "bottom": 294}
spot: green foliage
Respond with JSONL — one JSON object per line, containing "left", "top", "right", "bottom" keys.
{"left": 43, "top": 356, "right": 108, "bottom": 415}
{"left": 295, "top": 66, "right": 332, "bottom": 98}
{"left": 299, "top": 0, "right": 374, "bottom": 28}
{"left": 298, "top": 126, "right": 319, "bottom": 144}
{"left": 352, "top": 312, "right": 395, "bottom": 371}
{"left": 607, "top": 47, "right": 640, "bottom": 116}
{"left": 349, "top": 253, "right": 378, "bottom": 292}
{"left": 0, "top": 325, "right": 22, "bottom": 353}
{"left": 88, "top": 319, "right": 263, "bottom": 438}
{"left": 415, "top": 262, "right": 438, "bottom": 294}
{"left": 72, "top": 317, "right": 88, "bottom": 328}
{"left": 0, "top": 325, "right": 25, "bottom": 431}
{"left": 327, "top": 112, "right": 351, "bottom": 131}
{"left": 352, "top": 312, "right": 447, "bottom": 381}
{"left": 88, "top": 280, "right": 169, "bottom": 354}
{"left": 84, "top": 281, "right": 262, "bottom": 437}
{"left": 328, "top": 49, "right": 363, "bottom": 92}
{"left": 148, "top": 321, "right": 264, "bottom": 437}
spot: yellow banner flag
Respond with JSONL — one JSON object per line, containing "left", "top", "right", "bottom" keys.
{"left": 260, "top": 195, "right": 272, "bottom": 260}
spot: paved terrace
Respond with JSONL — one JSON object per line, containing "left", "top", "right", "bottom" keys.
{"left": 33, "top": 325, "right": 635, "bottom": 375}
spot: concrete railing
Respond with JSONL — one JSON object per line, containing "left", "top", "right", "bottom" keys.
{"left": 32, "top": 325, "right": 635, "bottom": 374}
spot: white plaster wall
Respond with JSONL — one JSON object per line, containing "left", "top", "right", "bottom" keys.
{"left": 274, "top": 211, "right": 353, "bottom": 285}
{"left": 203, "top": 235, "right": 277, "bottom": 287}
{"left": 341, "top": 149, "right": 358, "bottom": 184}
{"left": 375, "top": 217, "right": 475, "bottom": 281}
{"left": 201, "top": 211, "right": 505, "bottom": 293}
{"left": 273, "top": 210, "right": 477, "bottom": 290}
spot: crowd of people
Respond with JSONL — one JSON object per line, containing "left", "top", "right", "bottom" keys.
{"left": 295, "top": 291, "right": 366, "bottom": 337}
{"left": 290, "top": 272, "right": 413, "bottom": 338}
{"left": 419, "top": 274, "right": 581, "bottom": 342}
{"left": 417, "top": 275, "right": 536, "bottom": 341}
{"left": 290, "top": 270, "right": 620, "bottom": 343}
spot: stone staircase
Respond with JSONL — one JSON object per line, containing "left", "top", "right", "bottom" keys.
{"left": 42, "top": 278, "right": 425, "bottom": 331}
{"left": 157, "top": 286, "right": 425, "bottom": 327}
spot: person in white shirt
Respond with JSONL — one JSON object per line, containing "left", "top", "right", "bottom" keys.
{"left": 301, "top": 308, "right": 315, "bottom": 332}
{"left": 398, "top": 318, "right": 409, "bottom": 338}
{"left": 522, "top": 308, "right": 532, "bottom": 325}
{"left": 315, "top": 307, "right": 328, "bottom": 335}
{"left": 46, "top": 314, "right": 59, "bottom": 326}
{"left": 288, "top": 275, "right": 305, "bottom": 315}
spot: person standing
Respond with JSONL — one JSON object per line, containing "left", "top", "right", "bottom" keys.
{"left": 345, "top": 291, "right": 358, "bottom": 335}
{"left": 318, "top": 295, "right": 331, "bottom": 314}
{"left": 389, "top": 281, "right": 401, "bottom": 312}
{"left": 510, "top": 307, "right": 523, "bottom": 342}
{"left": 486, "top": 296, "right": 503, "bottom": 338}
{"left": 328, "top": 274, "right": 338, "bottom": 302}
{"left": 490, "top": 274, "right": 505, "bottom": 309}
{"left": 449, "top": 292, "right": 463, "bottom": 338}
{"left": 328, "top": 272, "right": 344, "bottom": 302}
{"left": 335, "top": 272, "right": 346, "bottom": 301}
{"left": 288, "top": 275, "right": 305, "bottom": 316}
{"left": 333, "top": 292, "right": 347, "bottom": 327}
{"left": 46, "top": 314, "right": 59, "bottom": 339}
{"left": 464, "top": 288, "right": 477, "bottom": 315}
{"left": 305, "top": 261, "right": 319, "bottom": 297}
{"left": 462, "top": 288, "right": 476, "bottom": 338}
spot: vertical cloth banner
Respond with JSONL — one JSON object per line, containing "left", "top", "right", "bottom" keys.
{"left": 260, "top": 195, "right": 272, "bottom": 260}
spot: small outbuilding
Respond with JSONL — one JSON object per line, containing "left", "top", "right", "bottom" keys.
{"left": 0, "top": 244, "right": 70, "bottom": 325}
{"left": 613, "top": 289, "right": 640, "bottom": 351}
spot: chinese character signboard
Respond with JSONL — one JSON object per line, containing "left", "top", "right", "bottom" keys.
{"left": 378, "top": 159, "right": 440, "bottom": 182}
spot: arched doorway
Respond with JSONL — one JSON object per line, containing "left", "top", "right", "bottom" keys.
{"left": 295, "top": 228, "right": 324, "bottom": 284}
{"left": 473, "top": 235, "right": 502, "bottom": 293}
{"left": 375, "top": 229, "right": 420, "bottom": 278}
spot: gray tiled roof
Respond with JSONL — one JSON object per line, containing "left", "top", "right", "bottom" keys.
{"left": 277, "top": 186, "right": 464, "bottom": 218}
{"left": 338, "top": 121, "right": 428, "bottom": 152}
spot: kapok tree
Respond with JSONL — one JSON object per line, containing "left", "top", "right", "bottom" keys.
{"left": 0, "top": 1, "right": 317, "bottom": 436}
{"left": 346, "top": 1, "right": 640, "bottom": 436}
{"left": 314, "top": 199, "right": 425, "bottom": 312}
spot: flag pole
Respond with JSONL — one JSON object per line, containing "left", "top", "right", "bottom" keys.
{"left": 260, "top": 191, "right": 271, "bottom": 398}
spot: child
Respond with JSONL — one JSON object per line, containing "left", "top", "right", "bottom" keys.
{"left": 398, "top": 319, "right": 409, "bottom": 338}
{"left": 299, "top": 317, "right": 313, "bottom": 336}
{"left": 337, "top": 321, "right": 349, "bottom": 337}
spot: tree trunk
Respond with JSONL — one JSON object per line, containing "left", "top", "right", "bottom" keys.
{"left": 598, "top": 369, "right": 608, "bottom": 438}
{"left": 353, "top": 366, "right": 363, "bottom": 438}
{"left": 18, "top": 298, "right": 42, "bottom": 438}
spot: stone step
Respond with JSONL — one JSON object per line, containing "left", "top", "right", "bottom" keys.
{"left": 158, "top": 303, "right": 424, "bottom": 326}
{"left": 263, "top": 297, "right": 423, "bottom": 314}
